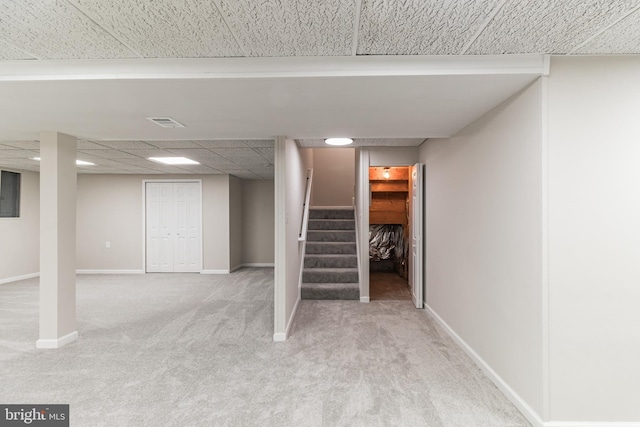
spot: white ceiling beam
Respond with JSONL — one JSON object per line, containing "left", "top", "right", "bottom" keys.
{"left": 0, "top": 54, "right": 547, "bottom": 82}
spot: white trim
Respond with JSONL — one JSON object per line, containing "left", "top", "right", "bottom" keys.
{"left": 285, "top": 296, "right": 301, "bottom": 338}
{"left": 201, "top": 269, "right": 230, "bottom": 275}
{"left": 360, "top": 296, "right": 370, "bottom": 303}
{"left": 357, "top": 148, "right": 371, "bottom": 301}
{"left": 240, "top": 263, "right": 274, "bottom": 268}
{"left": 76, "top": 269, "right": 144, "bottom": 275}
{"left": 36, "top": 331, "right": 78, "bottom": 349}
{"left": 0, "top": 272, "right": 39, "bottom": 285}
{"left": 424, "top": 304, "right": 545, "bottom": 427}
{"left": 273, "top": 332, "right": 287, "bottom": 342}
{"left": 273, "top": 137, "right": 287, "bottom": 340}
{"left": 0, "top": 55, "right": 548, "bottom": 82}
{"left": 541, "top": 75, "right": 551, "bottom": 421}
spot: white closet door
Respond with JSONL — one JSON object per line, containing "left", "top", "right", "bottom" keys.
{"left": 173, "top": 182, "right": 201, "bottom": 272}
{"left": 146, "top": 182, "right": 201, "bottom": 273}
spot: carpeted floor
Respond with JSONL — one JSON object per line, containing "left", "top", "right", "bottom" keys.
{"left": 0, "top": 269, "right": 530, "bottom": 426}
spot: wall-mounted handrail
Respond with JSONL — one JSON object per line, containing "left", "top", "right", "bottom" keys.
{"left": 298, "top": 169, "right": 313, "bottom": 241}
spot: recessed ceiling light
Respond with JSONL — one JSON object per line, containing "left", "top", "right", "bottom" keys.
{"left": 32, "top": 157, "right": 95, "bottom": 166}
{"left": 325, "top": 138, "right": 353, "bottom": 146}
{"left": 148, "top": 157, "right": 199, "bottom": 165}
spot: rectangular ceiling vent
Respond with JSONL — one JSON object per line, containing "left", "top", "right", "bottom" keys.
{"left": 147, "top": 117, "right": 185, "bottom": 128}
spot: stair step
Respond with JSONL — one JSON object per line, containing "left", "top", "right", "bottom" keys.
{"left": 306, "top": 242, "right": 356, "bottom": 255}
{"left": 308, "top": 219, "right": 355, "bottom": 230}
{"left": 307, "top": 230, "right": 356, "bottom": 242}
{"left": 303, "top": 268, "right": 358, "bottom": 283}
{"left": 304, "top": 254, "right": 357, "bottom": 268}
{"left": 309, "top": 208, "right": 354, "bottom": 220}
{"left": 301, "top": 282, "right": 359, "bottom": 300}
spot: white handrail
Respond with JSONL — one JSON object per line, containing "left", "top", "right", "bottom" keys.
{"left": 298, "top": 169, "right": 313, "bottom": 241}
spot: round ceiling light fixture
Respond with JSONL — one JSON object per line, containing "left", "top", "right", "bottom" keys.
{"left": 324, "top": 138, "right": 353, "bottom": 146}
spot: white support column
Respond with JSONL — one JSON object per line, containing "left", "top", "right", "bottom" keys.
{"left": 273, "top": 136, "right": 287, "bottom": 341}
{"left": 37, "top": 132, "right": 78, "bottom": 349}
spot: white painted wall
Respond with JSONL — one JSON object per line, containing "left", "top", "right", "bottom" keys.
{"left": 241, "top": 179, "right": 274, "bottom": 265}
{"left": 76, "top": 174, "right": 230, "bottom": 272}
{"left": 0, "top": 170, "right": 39, "bottom": 283}
{"left": 419, "top": 80, "right": 544, "bottom": 417}
{"left": 370, "top": 146, "right": 419, "bottom": 166}
{"left": 228, "top": 175, "right": 243, "bottom": 271}
{"left": 547, "top": 56, "right": 640, "bottom": 422}
{"left": 310, "top": 147, "right": 354, "bottom": 207}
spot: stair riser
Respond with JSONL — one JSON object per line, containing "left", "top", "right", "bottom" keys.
{"left": 309, "top": 209, "right": 354, "bottom": 220}
{"left": 301, "top": 284, "right": 359, "bottom": 300}
{"left": 308, "top": 220, "right": 355, "bottom": 230}
{"left": 304, "top": 256, "right": 357, "bottom": 268}
{"left": 303, "top": 270, "right": 359, "bottom": 283}
{"left": 307, "top": 231, "right": 355, "bottom": 242}
{"left": 306, "top": 243, "right": 356, "bottom": 255}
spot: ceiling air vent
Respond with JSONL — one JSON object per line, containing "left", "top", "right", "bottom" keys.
{"left": 147, "top": 117, "right": 185, "bottom": 128}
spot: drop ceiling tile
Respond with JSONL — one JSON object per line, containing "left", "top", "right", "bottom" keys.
{"left": 98, "top": 140, "right": 157, "bottom": 150}
{"left": 467, "top": 0, "right": 639, "bottom": 54}
{"left": 228, "top": 171, "right": 261, "bottom": 180}
{"left": 0, "top": 141, "right": 40, "bottom": 150}
{"left": 227, "top": 156, "right": 271, "bottom": 166}
{"left": 77, "top": 140, "right": 110, "bottom": 150}
{"left": 173, "top": 164, "right": 222, "bottom": 174}
{"left": 574, "top": 8, "right": 640, "bottom": 54}
{"left": 120, "top": 149, "right": 177, "bottom": 158}
{"left": 358, "top": 0, "right": 497, "bottom": 55}
{"left": 197, "top": 158, "right": 239, "bottom": 168}
{"left": 242, "top": 140, "right": 275, "bottom": 148}
{"left": 252, "top": 147, "right": 274, "bottom": 158}
{"left": 71, "top": 0, "right": 243, "bottom": 57}
{"left": 0, "top": 40, "right": 35, "bottom": 60}
{"left": 195, "top": 140, "right": 255, "bottom": 149}
{"left": 211, "top": 148, "right": 262, "bottom": 158}
{"left": 0, "top": 149, "right": 38, "bottom": 159}
{"left": 218, "top": 0, "right": 355, "bottom": 56}
{"left": 80, "top": 149, "right": 140, "bottom": 159}
{"left": 145, "top": 140, "right": 203, "bottom": 149}
{"left": 0, "top": 0, "right": 137, "bottom": 59}
{"left": 165, "top": 148, "right": 226, "bottom": 159}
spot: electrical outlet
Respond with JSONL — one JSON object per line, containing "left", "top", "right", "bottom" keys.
{"left": 105, "top": 241, "right": 110, "bottom": 249}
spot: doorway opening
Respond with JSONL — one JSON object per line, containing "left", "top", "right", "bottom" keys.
{"left": 368, "top": 166, "right": 411, "bottom": 301}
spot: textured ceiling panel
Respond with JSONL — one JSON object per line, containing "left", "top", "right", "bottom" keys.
{"left": 0, "top": 0, "right": 137, "bottom": 59}
{"left": 145, "top": 140, "right": 203, "bottom": 149}
{"left": 0, "top": 40, "right": 35, "bottom": 60}
{"left": 467, "top": 0, "right": 639, "bottom": 54}
{"left": 72, "top": 0, "right": 242, "bottom": 57}
{"left": 0, "top": 140, "right": 40, "bottom": 149}
{"left": 218, "top": 0, "right": 355, "bottom": 56}
{"left": 358, "top": 0, "right": 497, "bottom": 55}
{"left": 574, "top": 9, "right": 640, "bottom": 54}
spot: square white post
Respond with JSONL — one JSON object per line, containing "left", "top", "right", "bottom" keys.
{"left": 37, "top": 132, "right": 78, "bottom": 349}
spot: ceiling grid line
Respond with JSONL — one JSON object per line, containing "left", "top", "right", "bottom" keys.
{"left": 63, "top": 0, "right": 144, "bottom": 58}
{"left": 566, "top": 3, "right": 640, "bottom": 55}
{"left": 351, "top": 0, "right": 363, "bottom": 56}
{"left": 458, "top": 0, "right": 508, "bottom": 55}
{"left": 211, "top": 0, "right": 249, "bottom": 57}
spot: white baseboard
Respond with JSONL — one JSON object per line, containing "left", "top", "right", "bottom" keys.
{"left": 360, "top": 296, "right": 370, "bottom": 303}
{"left": 36, "top": 331, "right": 78, "bottom": 349}
{"left": 76, "top": 269, "right": 144, "bottom": 275}
{"left": 0, "top": 272, "right": 39, "bottom": 285}
{"left": 424, "top": 304, "right": 545, "bottom": 427}
{"left": 273, "top": 332, "right": 287, "bottom": 342}
{"left": 241, "top": 263, "right": 275, "bottom": 268}
{"left": 274, "top": 296, "right": 301, "bottom": 342}
{"left": 201, "top": 269, "right": 230, "bottom": 274}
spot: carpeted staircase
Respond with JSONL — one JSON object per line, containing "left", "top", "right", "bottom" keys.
{"left": 302, "top": 208, "right": 359, "bottom": 300}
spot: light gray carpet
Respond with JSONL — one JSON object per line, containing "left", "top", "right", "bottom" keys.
{"left": 0, "top": 269, "right": 530, "bottom": 426}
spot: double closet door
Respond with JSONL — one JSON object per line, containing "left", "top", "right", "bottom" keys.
{"left": 146, "top": 182, "right": 201, "bottom": 272}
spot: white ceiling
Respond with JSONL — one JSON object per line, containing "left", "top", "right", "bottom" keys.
{"left": 1, "top": 0, "right": 639, "bottom": 175}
